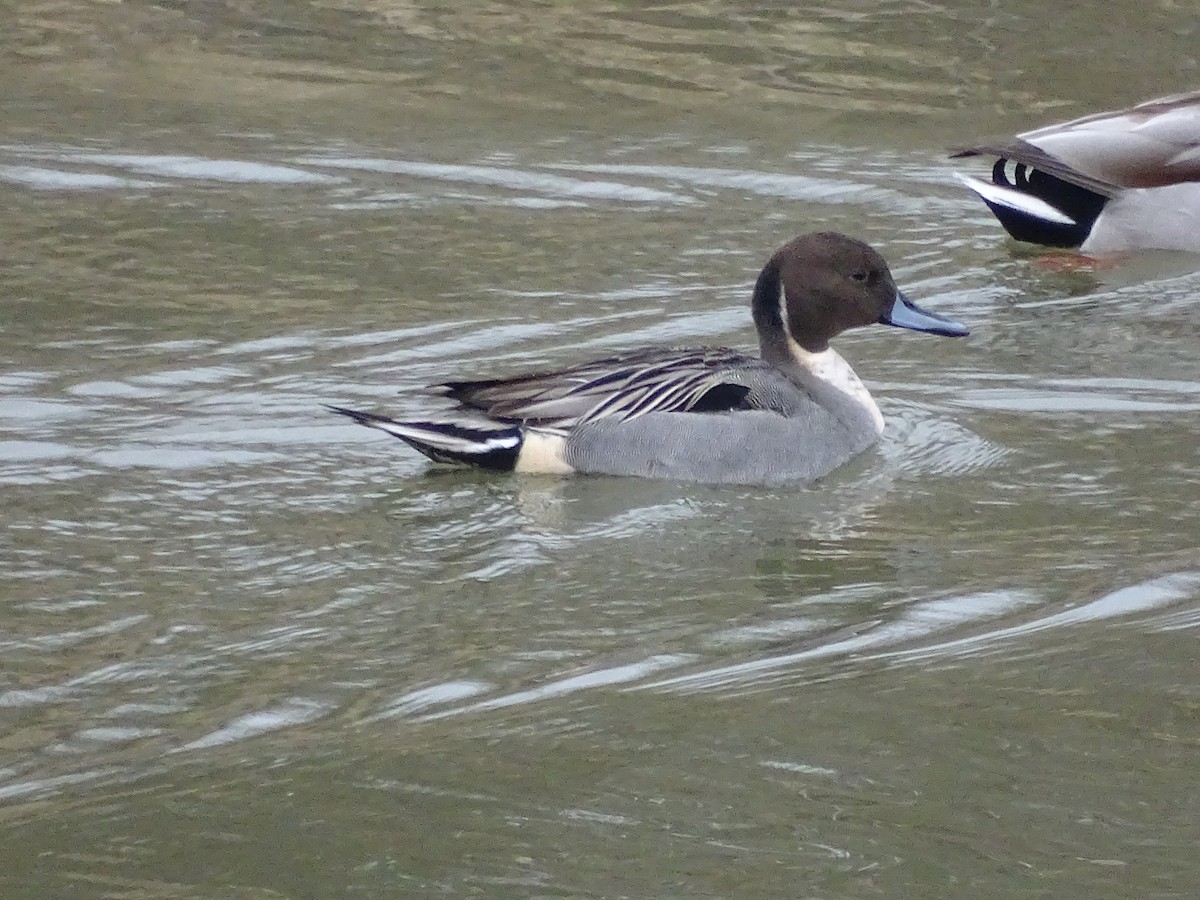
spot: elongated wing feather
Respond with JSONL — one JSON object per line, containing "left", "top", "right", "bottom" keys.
{"left": 952, "top": 91, "right": 1200, "bottom": 191}
{"left": 951, "top": 139, "right": 1120, "bottom": 196}
{"left": 434, "top": 347, "right": 762, "bottom": 428}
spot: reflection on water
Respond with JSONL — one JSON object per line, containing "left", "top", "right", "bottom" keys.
{"left": 3, "top": 0, "right": 1200, "bottom": 897}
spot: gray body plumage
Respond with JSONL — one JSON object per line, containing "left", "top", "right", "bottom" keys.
{"left": 540, "top": 351, "right": 882, "bottom": 483}
{"left": 562, "top": 408, "right": 873, "bottom": 484}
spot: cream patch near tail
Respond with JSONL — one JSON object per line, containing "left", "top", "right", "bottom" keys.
{"left": 514, "top": 429, "right": 575, "bottom": 475}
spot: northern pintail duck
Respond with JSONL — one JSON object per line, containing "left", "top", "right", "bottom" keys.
{"left": 330, "top": 232, "right": 968, "bottom": 484}
{"left": 952, "top": 90, "right": 1200, "bottom": 253}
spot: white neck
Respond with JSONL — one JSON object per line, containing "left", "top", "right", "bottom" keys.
{"left": 785, "top": 333, "right": 885, "bottom": 436}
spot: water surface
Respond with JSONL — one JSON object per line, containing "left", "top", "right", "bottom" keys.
{"left": 2, "top": 2, "right": 1200, "bottom": 897}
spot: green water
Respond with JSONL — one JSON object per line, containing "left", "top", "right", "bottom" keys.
{"left": 2, "top": 2, "right": 1199, "bottom": 897}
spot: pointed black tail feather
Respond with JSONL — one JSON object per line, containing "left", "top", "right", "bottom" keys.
{"left": 326, "top": 405, "right": 522, "bottom": 471}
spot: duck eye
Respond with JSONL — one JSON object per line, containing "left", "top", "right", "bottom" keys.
{"left": 850, "top": 270, "right": 869, "bottom": 283}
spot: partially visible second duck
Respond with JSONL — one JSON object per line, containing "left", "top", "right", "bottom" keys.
{"left": 330, "top": 232, "right": 968, "bottom": 485}
{"left": 952, "top": 90, "right": 1200, "bottom": 253}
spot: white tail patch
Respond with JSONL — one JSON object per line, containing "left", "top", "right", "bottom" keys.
{"left": 956, "top": 174, "right": 1077, "bottom": 226}
{"left": 515, "top": 429, "right": 574, "bottom": 475}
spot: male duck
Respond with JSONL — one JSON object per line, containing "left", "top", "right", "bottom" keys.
{"left": 952, "top": 90, "right": 1200, "bottom": 253}
{"left": 330, "top": 232, "right": 968, "bottom": 485}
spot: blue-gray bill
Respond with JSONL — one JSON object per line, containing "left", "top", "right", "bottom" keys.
{"left": 880, "top": 291, "right": 969, "bottom": 337}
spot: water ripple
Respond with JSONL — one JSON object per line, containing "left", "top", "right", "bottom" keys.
{"left": 955, "top": 375, "right": 1200, "bottom": 414}
{"left": 0, "top": 147, "right": 342, "bottom": 187}
{"left": 0, "top": 164, "right": 158, "bottom": 190}
{"left": 174, "top": 697, "right": 335, "bottom": 752}
{"left": 417, "top": 654, "right": 693, "bottom": 722}
{"left": 639, "top": 571, "right": 1200, "bottom": 699}
{"left": 296, "top": 156, "right": 695, "bottom": 205}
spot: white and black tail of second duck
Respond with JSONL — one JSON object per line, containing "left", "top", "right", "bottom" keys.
{"left": 950, "top": 159, "right": 1112, "bottom": 249}
{"left": 951, "top": 89, "right": 1200, "bottom": 252}
{"left": 327, "top": 405, "right": 523, "bottom": 471}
